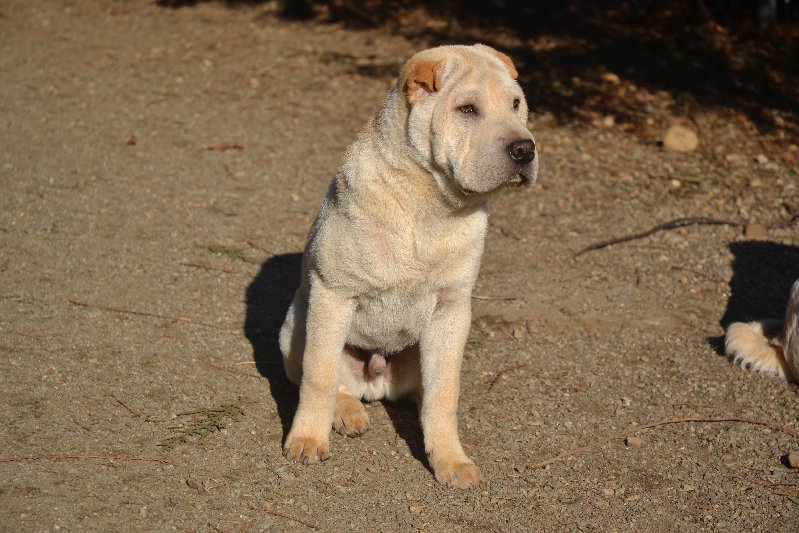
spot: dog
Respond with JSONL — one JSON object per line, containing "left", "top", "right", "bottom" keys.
{"left": 278, "top": 44, "right": 537, "bottom": 488}
{"left": 725, "top": 278, "right": 799, "bottom": 382}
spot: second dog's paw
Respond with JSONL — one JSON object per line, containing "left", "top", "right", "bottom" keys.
{"left": 283, "top": 434, "right": 330, "bottom": 465}
{"left": 433, "top": 460, "right": 485, "bottom": 489}
{"left": 333, "top": 398, "right": 371, "bottom": 437}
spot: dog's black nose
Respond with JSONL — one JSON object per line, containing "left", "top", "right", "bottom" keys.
{"left": 507, "top": 139, "right": 535, "bottom": 165}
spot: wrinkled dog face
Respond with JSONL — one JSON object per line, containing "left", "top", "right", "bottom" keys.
{"left": 404, "top": 45, "right": 537, "bottom": 205}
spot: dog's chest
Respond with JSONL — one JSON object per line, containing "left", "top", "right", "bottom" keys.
{"left": 345, "top": 216, "right": 485, "bottom": 352}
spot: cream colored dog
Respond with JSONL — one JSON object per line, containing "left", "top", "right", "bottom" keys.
{"left": 725, "top": 278, "right": 799, "bottom": 382}
{"left": 279, "top": 44, "right": 537, "bottom": 488}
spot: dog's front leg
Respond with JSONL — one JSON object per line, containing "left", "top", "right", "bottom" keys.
{"left": 419, "top": 298, "right": 484, "bottom": 488}
{"left": 284, "top": 273, "right": 354, "bottom": 465}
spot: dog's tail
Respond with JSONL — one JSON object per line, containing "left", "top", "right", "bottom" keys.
{"left": 724, "top": 319, "right": 793, "bottom": 381}
{"left": 725, "top": 279, "right": 799, "bottom": 382}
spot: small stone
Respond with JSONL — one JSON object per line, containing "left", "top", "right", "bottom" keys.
{"left": 409, "top": 505, "right": 423, "bottom": 514}
{"left": 788, "top": 450, "right": 799, "bottom": 468}
{"left": 669, "top": 179, "right": 682, "bottom": 189}
{"left": 603, "top": 115, "right": 615, "bottom": 127}
{"left": 602, "top": 72, "right": 621, "bottom": 84}
{"left": 512, "top": 327, "right": 525, "bottom": 339}
{"left": 186, "top": 478, "right": 205, "bottom": 492}
{"left": 754, "top": 154, "right": 769, "bottom": 164}
{"left": 663, "top": 124, "right": 699, "bottom": 152}
{"left": 621, "top": 397, "right": 632, "bottom": 408}
{"left": 744, "top": 223, "right": 768, "bottom": 240}
{"left": 139, "top": 506, "right": 147, "bottom": 518}
{"left": 625, "top": 436, "right": 642, "bottom": 448}
{"left": 602, "top": 488, "right": 615, "bottom": 496}
{"left": 682, "top": 484, "right": 696, "bottom": 492}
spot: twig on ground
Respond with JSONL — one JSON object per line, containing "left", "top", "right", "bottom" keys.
{"left": 773, "top": 213, "right": 799, "bottom": 228}
{"left": 487, "top": 363, "right": 526, "bottom": 392}
{"left": 574, "top": 217, "right": 741, "bottom": 257}
{"left": 0, "top": 455, "right": 173, "bottom": 465}
{"left": 471, "top": 295, "right": 520, "bottom": 301}
{"left": 111, "top": 393, "right": 140, "bottom": 417}
{"left": 207, "top": 141, "right": 244, "bottom": 151}
{"left": 768, "top": 491, "right": 799, "bottom": 503}
{"left": 205, "top": 359, "right": 262, "bottom": 379}
{"left": 735, "top": 477, "right": 799, "bottom": 487}
{"left": 180, "top": 261, "right": 238, "bottom": 274}
{"left": 246, "top": 240, "right": 272, "bottom": 254}
{"left": 68, "top": 299, "right": 228, "bottom": 330}
{"left": 529, "top": 415, "right": 799, "bottom": 470}
{"left": 262, "top": 508, "right": 318, "bottom": 531}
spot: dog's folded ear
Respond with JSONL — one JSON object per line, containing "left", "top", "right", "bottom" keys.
{"left": 476, "top": 44, "right": 518, "bottom": 80}
{"left": 403, "top": 56, "right": 443, "bottom": 104}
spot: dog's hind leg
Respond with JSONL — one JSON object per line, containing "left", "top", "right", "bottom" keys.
{"left": 279, "top": 289, "right": 307, "bottom": 387}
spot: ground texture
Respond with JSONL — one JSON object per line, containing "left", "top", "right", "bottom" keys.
{"left": 1, "top": 1, "right": 799, "bottom": 531}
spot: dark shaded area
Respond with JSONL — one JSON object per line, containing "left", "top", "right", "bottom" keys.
{"left": 709, "top": 241, "right": 799, "bottom": 354}
{"left": 158, "top": 0, "right": 799, "bottom": 136}
{"left": 720, "top": 241, "right": 799, "bottom": 327}
{"left": 384, "top": 400, "right": 429, "bottom": 466}
{"left": 244, "top": 252, "right": 302, "bottom": 441}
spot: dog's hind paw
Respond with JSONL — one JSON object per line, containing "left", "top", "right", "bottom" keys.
{"left": 333, "top": 396, "right": 371, "bottom": 437}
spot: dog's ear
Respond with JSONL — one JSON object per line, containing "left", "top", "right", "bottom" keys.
{"left": 404, "top": 56, "right": 443, "bottom": 104}
{"left": 478, "top": 45, "right": 518, "bottom": 80}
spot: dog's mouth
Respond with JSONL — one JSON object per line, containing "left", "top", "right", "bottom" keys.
{"left": 457, "top": 173, "right": 532, "bottom": 196}
{"left": 505, "top": 173, "right": 531, "bottom": 189}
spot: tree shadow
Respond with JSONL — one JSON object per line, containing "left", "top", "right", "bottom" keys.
{"left": 709, "top": 240, "right": 799, "bottom": 353}
{"left": 244, "top": 252, "right": 303, "bottom": 442}
{"left": 157, "top": 1, "right": 799, "bottom": 137}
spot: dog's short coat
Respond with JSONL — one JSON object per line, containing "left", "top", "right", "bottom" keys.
{"left": 279, "top": 44, "right": 537, "bottom": 488}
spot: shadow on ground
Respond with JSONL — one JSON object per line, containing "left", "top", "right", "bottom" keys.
{"left": 158, "top": 0, "right": 799, "bottom": 135}
{"left": 244, "top": 252, "right": 302, "bottom": 441}
{"left": 709, "top": 240, "right": 799, "bottom": 353}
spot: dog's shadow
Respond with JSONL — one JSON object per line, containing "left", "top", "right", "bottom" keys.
{"left": 710, "top": 240, "right": 799, "bottom": 353}
{"left": 244, "top": 253, "right": 303, "bottom": 440}
{"left": 244, "top": 253, "right": 428, "bottom": 465}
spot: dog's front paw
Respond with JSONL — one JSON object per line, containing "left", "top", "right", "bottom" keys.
{"left": 283, "top": 433, "right": 330, "bottom": 465}
{"left": 333, "top": 397, "right": 371, "bottom": 437}
{"left": 433, "top": 459, "right": 485, "bottom": 489}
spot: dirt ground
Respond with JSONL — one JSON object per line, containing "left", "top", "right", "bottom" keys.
{"left": 2, "top": 1, "right": 799, "bottom": 531}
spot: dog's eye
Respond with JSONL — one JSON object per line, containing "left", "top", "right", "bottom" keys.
{"left": 457, "top": 104, "right": 477, "bottom": 114}
{"left": 513, "top": 98, "right": 520, "bottom": 111}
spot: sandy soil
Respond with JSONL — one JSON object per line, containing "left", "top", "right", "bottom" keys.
{"left": 1, "top": 1, "right": 798, "bottom": 531}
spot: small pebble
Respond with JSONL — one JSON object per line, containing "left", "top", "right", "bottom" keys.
{"left": 788, "top": 450, "right": 799, "bottom": 468}
{"left": 625, "top": 436, "right": 642, "bottom": 448}
{"left": 744, "top": 223, "right": 768, "bottom": 240}
{"left": 602, "top": 488, "right": 615, "bottom": 497}
{"left": 409, "top": 505, "right": 423, "bottom": 514}
{"left": 621, "top": 397, "right": 632, "bottom": 408}
{"left": 663, "top": 124, "right": 699, "bottom": 152}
